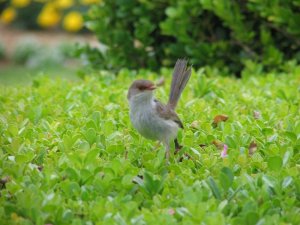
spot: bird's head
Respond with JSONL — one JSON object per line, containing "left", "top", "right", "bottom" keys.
{"left": 127, "top": 79, "right": 156, "bottom": 101}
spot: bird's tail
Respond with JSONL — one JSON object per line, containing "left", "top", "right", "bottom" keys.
{"left": 168, "top": 59, "right": 192, "bottom": 110}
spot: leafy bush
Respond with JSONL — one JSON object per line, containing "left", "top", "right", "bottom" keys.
{"left": 0, "top": 0, "right": 102, "bottom": 32}
{"left": 0, "top": 42, "right": 5, "bottom": 59}
{"left": 0, "top": 67, "right": 300, "bottom": 224}
{"left": 12, "top": 40, "right": 40, "bottom": 64}
{"left": 82, "top": 0, "right": 300, "bottom": 74}
{"left": 12, "top": 40, "right": 76, "bottom": 68}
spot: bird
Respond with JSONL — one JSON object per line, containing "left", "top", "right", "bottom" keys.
{"left": 127, "top": 59, "right": 192, "bottom": 161}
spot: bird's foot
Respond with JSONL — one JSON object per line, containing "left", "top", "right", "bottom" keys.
{"left": 174, "top": 138, "right": 183, "bottom": 155}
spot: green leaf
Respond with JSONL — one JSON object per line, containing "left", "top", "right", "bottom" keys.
{"left": 84, "top": 148, "right": 99, "bottom": 165}
{"left": 142, "top": 172, "right": 164, "bottom": 197}
{"left": 225, "top": 136, "right": 236, "bottom": 148}
{"left": 282, "top": 151, "right": 291, "bottom": 166}
{"left": 61, "top": 181, "right": 81, "bottom": 197}
{"left": 208, "top": 176, "right": 222, "bottom": 200}
{"left": 262, "top": 175, "right": 276, "bottom": 188}
{"left": 65, "top": 167, "right": 79, "bottom": 181}
{"left": 282, "top": 176, "right": 293, "bottom": 189}
{"left": 262, "top": 128, "right": 273, "bottom": 135}
{"left": 63, "top": 134, "right": 78, "bottom": 151}
{"left": 219, "top": 167, "right": 234, "bottom": 191}
{"left": 284, "top": 131, "right": 297, "bottom": 142}
{"left": 245, "top": 211, "right": 259, "bottom": 225}
{"left": 84, "top": 128, "right": 97, "bottom": 145}
{"left": 218, "top": 200, "right": 228, "bottom": 211}
{"left": 121, "top": 174, "right": 134, "bottom": 187}
{"left": 267, "top": 156, "right": 282, "bottom": 171}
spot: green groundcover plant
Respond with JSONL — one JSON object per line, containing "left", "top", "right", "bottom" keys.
{"left": 0, "top": 66, "right": 300, "bottom": 224}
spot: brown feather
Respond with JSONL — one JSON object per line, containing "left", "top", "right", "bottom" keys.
{"left": 154, "top": 99, "right": 183, "bottom": 128}
{"left": 168, "top": 59, "right": 192, "bottom": 110}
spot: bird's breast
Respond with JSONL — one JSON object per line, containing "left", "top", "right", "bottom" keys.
{"left": 129, "top": 99, "right": 178, "bottom": 143}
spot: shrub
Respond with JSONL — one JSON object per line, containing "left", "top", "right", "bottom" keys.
{"left": 81, "top": 0, "right": 300, "bottom": 75}
{"left": 0, "top": 67, "right": 300, "bottom": 224}
{"left": 11, "top": 40, "right": 76, "bottom": 67}
{"left": 12, "top": 40, "right": 40, "bottom": 64}
{"left": 0, "top": 0, "right": 101, "bottom": 32}
{"left": 0, "top": 42, "right": 5, "bottom": 59}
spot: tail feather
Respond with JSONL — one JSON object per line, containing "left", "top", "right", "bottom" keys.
{"left": 168, "top": 59, "right": 192, "bottom": 109}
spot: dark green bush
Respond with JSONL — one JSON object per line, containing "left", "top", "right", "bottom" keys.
{"left": 80, "top": 0, "right": 300, "bottom": 75}
{"left": 0, "top": 42, "right": 5, "bottom": 60}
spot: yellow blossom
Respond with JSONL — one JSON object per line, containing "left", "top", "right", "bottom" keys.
{"left": 0, "top": 7, "right": 16, "bottom": 24}
{"left": 37, "top": 4, "right": 61, "bottom": 28}
{"left": 63, "top": 11, "right": 83, "bottom": 32}
{"left": 55, "top": 0, "right": 73, "bottom": 9}
{"left": 80, "top": 0, "right": 102, "bottom": 5}
{"left": 11, "top": 0, "right": 31, "bottom": 8}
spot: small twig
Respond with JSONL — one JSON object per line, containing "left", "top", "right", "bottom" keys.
{"left": 264, "top": 22, "right": 300, "bottom": 46}
{"left": 231, "top": 39, "right": 258, "bottom": 58}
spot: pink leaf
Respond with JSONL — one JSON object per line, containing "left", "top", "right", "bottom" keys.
{"left": 168, "top": 208, "right": 175, "bottom": 215}
{"left": 221, "top": 144, "right": 228, "bottom": 158}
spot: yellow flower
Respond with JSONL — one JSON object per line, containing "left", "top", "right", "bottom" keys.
{"left": 11, "top": 0, "right": 31, "bottom": 8}
{"left": 37, "top": 4, "right": 61, "bottom": 28}
{"left": 63, "top": 11, "right": 83, "bottom": 32}
{"left": 55, "top": 0, "right": 73, "bottom": 9}
{"left": 0, "top": 7, "right": 16, "bottom": 24}
{"left": 80, "top": 0, "right": 102, "bottom": 5}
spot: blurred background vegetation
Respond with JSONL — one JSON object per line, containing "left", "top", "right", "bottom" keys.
{"left": 0, "top": 0, "right": 300, "bottom": 78}
{"left": 0, "top": 0, "right": 101, "bottom": 32}
{"left": 0, "top": 0, "right": 101, "bottom": 83}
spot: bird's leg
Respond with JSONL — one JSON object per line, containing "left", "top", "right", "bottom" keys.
{"left": 165, "top": 143, "right": 170, "bottom": 163}
{"left": 173, "top": 138, "right": 192, "bottom": 162}
{"left": 174, "top": 138, "right": 183, "bottom": 155}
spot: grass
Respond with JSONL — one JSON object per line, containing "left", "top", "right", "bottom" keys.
{"left": 0, "top": 66, "right": 299, "bottom": 225}
{"left": 0, "top": 64, "right": 79, "bottom": 85}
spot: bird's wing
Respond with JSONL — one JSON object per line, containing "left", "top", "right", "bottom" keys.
{"left": 154, "top": 99, "right": 184, "bottom": 128}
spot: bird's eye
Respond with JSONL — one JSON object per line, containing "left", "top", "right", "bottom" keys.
{"left": 138, "top": 85, "right": 147, "bottom": 90}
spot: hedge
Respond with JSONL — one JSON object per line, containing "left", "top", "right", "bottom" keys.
{"left": 80, "top": 0, "right": 300, "bottom": 75}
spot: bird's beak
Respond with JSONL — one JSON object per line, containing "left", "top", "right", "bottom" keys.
{"left": 146, "top": 85, "right": 156, "bottom": 90}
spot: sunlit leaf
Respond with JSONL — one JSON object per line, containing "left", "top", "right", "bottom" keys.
{"left": 267, "top": 156, "right": 282, "bottom": 171}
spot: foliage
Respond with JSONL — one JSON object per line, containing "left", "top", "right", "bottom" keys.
{"left": 0, "top": 42, "right": 5, "bottom": 59}
{"left": 12, "top": 40, "right": 40, "bottom": 64}
{"left": 0, "top": 0, "right": 102, "bottom": 32}
{"left": 12, "top": 39, "right": 76, "bottom": 68}
{"left": 0, "top": 66, "right": 300, "bottom": 224}
{"left": 82, "top": 0, "right": 300, "bottom": 74}
{"left": 0, "top": 65, "right": 78, "bottom": 85}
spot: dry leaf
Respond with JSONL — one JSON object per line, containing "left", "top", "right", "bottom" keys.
{"left": 212, "top": 114, "right": 229, "bottom": 127}
{"left": 191, "top": 120, "right": 200, "bottom": 129}
{"left": 248, "top": 141, "right": 257, "bottom": 156}
{"left": 178, "top": 153, "right": 192, "bottom": 162}
{"left": 0, "top": 176, "right": 11, "bottom": 189}
{"left": 253, "top": 110, "right": 261, "bottom": 119}
{"left": 199, "top": 144, "right": 207, "bottom": 149}
{"left": 0, "top": 176, "right": 10, "bottom": 184}
{"left": 212, "top": 140, "right": 225, "bottom": 150}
